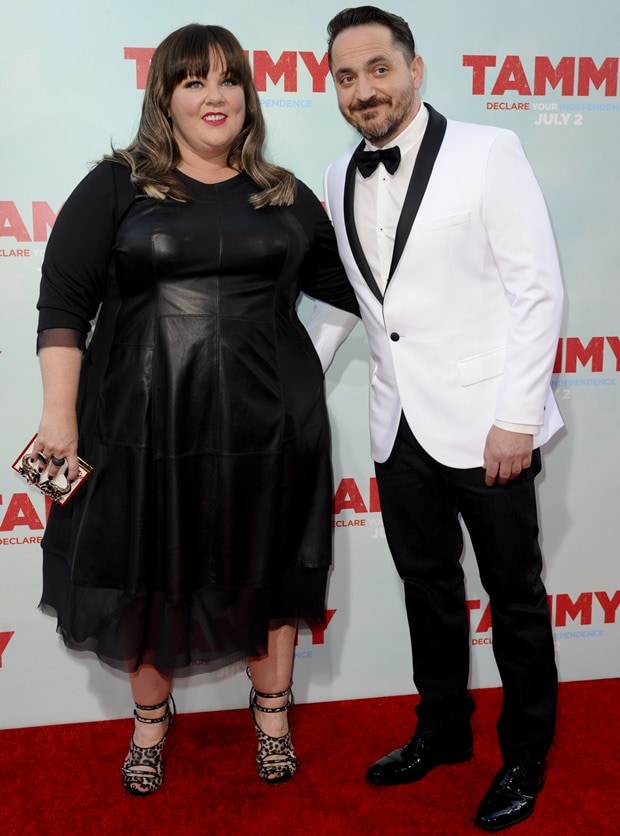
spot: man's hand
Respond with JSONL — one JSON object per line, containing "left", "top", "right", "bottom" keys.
{"left": 483, "top": 426, "right": 534, "bottom": 487}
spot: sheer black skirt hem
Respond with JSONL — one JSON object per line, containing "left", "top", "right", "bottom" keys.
{"left": 40, "top": 550, "right": 329, "bottom": 678}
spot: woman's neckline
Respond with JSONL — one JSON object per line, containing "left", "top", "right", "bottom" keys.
{"left": 174, "top": 167, "right": 243, "bottom": 187}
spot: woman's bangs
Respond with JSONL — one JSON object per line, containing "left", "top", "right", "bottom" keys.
{"left": 167, "top": 31, "right": 246, "bottom": 89}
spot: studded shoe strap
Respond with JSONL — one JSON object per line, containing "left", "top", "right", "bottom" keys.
{"left": 134, "top": 697, "right": 171, "bottom": 724}
{"left": 250, "top": 686, "right": 292, "bottom": 714}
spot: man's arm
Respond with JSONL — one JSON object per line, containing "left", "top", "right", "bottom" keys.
{"left": 482, "top": 131, "right": 564, "bottom": 484}
{"left": 305, "top": 300, "right": 359, "bottom": 372}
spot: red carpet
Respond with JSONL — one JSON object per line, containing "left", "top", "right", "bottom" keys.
{"left": 1, "top": 679, "right": 619, "bottom": 834}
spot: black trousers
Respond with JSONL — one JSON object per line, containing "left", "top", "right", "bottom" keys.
{"left": 374, "top": 414, "right": 557, "bottom": 763}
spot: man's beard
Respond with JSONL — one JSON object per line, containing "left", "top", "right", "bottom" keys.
{"left": 347, "top": 88, "right": 417, "bottom": 145}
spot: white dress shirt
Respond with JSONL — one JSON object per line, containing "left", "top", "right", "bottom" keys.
{"left": 353, "top": 102, "right": 428, "bottom": 295}
{"left": 353, "top": 102, "right": 537, "bottom": 436}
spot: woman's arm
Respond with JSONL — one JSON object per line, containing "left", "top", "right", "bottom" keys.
{"left": 35, "top": 345, "right": 83, "bottom": 481}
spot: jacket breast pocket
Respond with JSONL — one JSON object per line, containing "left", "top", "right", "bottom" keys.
{"left": 456, "top": 346, "right": 506, "bottom": 387}
{"left": 416, "top": 211, "right": 471, "bottom": 234}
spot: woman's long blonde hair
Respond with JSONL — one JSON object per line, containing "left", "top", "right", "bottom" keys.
{"left": 107, "top": 24, "right": 296, "bottom": 208}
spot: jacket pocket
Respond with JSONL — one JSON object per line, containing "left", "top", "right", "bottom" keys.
{"left": 456, "top": 345, "right": 506, "bottom": 387}
{"left": 417, "top": 211, "right": 471, "bottom": 234}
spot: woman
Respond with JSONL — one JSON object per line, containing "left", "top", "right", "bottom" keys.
{"left": 34, "top": 23, "right": 359, "bottom": 796}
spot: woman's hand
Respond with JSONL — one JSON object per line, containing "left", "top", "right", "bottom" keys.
{"left": 34, "top": 408, "right": 80, "bottom": 482}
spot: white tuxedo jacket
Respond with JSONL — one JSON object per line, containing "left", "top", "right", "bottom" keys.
{"left": 308, "top": 104, "right": 564, "bottom": 467}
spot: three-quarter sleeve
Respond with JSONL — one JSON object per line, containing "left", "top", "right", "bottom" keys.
{"left": 37, "top": 161, "right": 135, "bottom": 349}
{"left": 293, "top": 180, "right": 360, "bottom": 318}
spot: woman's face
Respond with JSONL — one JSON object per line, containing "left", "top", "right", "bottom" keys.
{"left": 168, "top": 51, "right": 246, "bottom": 164}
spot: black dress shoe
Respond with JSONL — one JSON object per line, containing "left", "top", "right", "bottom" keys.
{"left": 365, "top": 730, "right": 473, "bottom": 785}
{"left": 475, "top": 761, "right": 546, "bottom": 831}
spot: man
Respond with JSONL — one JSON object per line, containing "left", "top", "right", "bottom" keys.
{"left": 307, "top": 6, "right": 564, "bottom": 831}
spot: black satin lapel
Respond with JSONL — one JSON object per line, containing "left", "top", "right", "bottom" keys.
{"left": 387, "top": 104, "right": 448, "bottom": 282}
{"left": 344, "top": 143, "right": 384, "bottom": 303}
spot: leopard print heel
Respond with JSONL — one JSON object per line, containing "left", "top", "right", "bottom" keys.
{"left": 121, "top": 695, "right": 175, "bottom": 797}
{"left": 249, "top": 684, "right": 297, "bottom": 786}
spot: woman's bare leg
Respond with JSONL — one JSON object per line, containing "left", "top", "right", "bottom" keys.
{"left": 129, "top": 664, "right": 172, "bottom": 744}
{"left": 247, "top": 620, "right": 297, "bottom": 735}
{"left": 124, "top": 664, "right": 173, "bottom": 793}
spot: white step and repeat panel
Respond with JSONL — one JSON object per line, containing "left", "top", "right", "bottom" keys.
{"left": 1, "top": 0, "right": 619, "bottom": 728}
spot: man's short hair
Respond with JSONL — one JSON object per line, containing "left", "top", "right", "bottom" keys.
{"left": 327, "top": 6, "right": 416, "bottom": 66}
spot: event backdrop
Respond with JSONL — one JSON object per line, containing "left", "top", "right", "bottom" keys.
{"left": 1, "top": 0, "right": 619, "bottom": 729}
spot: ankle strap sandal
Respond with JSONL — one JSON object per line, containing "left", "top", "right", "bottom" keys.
{"left": 121, "top": 694, "right": 175, "bottom": 797}
{"left": 249, "top": 683, "right": 297, "bottom": 785}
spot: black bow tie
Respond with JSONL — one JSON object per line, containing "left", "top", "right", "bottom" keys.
{"left": 354, "top": 145, "right": 401, "bottom": 178}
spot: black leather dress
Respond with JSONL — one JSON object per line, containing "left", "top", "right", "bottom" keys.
{"left": 36, "top": 162, "right": 359, "bottom": 675}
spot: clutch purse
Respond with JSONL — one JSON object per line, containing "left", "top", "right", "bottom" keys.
{"left": 11, "top": 435, "right": 93, "bottom": 505}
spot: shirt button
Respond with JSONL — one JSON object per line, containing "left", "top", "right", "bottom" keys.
{"left": 390, "top": 332, "right": 400, "bottom": 342}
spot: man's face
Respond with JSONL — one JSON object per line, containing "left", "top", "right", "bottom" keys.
{"left": 330, "top": 23, "right": 424, "bottom": 147}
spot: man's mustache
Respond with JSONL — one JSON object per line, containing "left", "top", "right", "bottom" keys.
{"left": 351, "top": 96, "right": 390, "bottom": 113}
